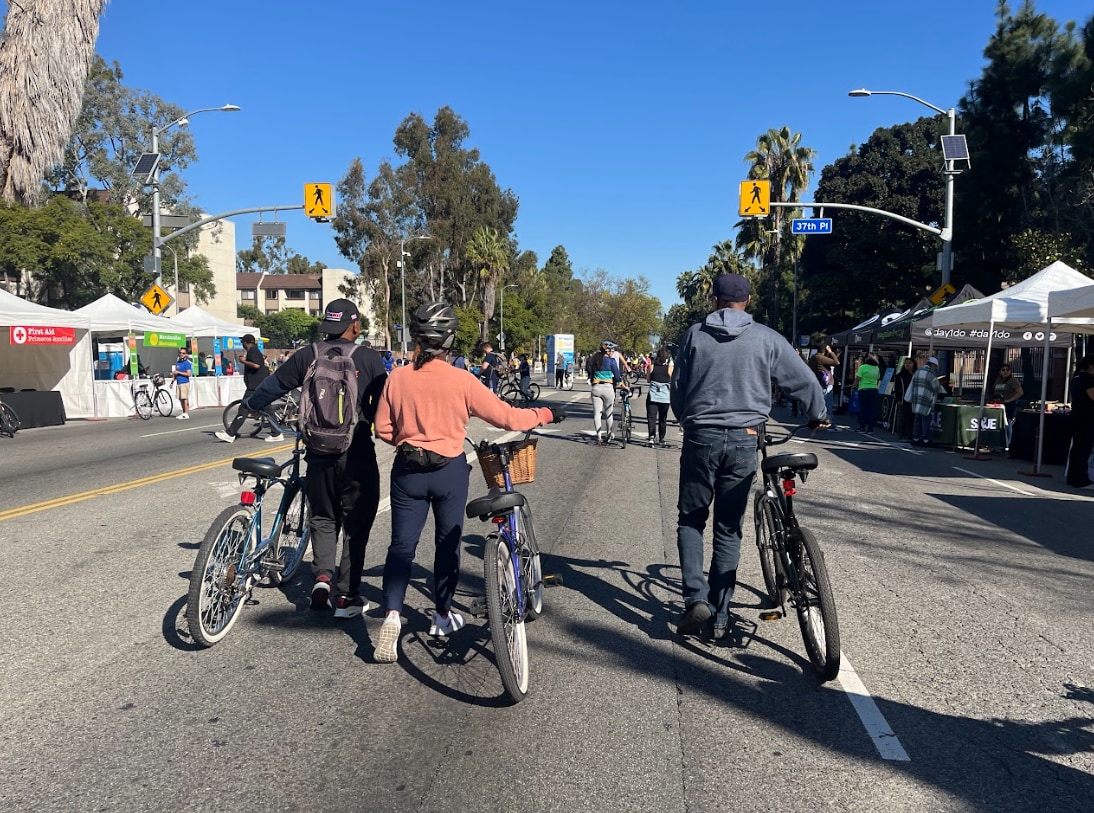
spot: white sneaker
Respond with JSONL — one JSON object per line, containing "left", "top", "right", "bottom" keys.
{"left": 176, "top": 413, "right": 190, "bottom": 420}
{"left": 214, "top": 431, "right": 235, "bottom": 443}
{"left": 429, "top": 610, "right": 466, "bottom": 637}
{"left": 265, "top": 434, "right": 285, "bottom": 443}
{"left": 375, "top": 613, "right": 401, "bottom": 663}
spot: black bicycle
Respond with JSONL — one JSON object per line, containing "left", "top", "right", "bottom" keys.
{"left": 0, "top": 397, "right": 20, "bottom": 437}
{"left": 221, "top": 391, "right": 299, "bottom": 438}
{"left": 618, "top": 386, "right": 639, "bottom": 448}
{"left": 752, "top": 423, "right": 840, "bottom": 681}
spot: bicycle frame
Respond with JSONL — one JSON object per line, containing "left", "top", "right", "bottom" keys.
{"left": 229, "top": 444, "right": 304, "bottom": 584}
{"left": 488, "top": 442, "right": 526, "bottom": 614}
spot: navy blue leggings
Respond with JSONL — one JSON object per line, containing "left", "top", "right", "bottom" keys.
{"left": 382, "top": 454, "right": 471, "bottom": 614}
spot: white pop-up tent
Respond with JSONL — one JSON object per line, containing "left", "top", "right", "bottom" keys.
{"left": 74, "top": 292, "right": 181, "bottom": 334}
{"left": 931, "top": 261, "right": 1094, "bottom": 465}
{"left": 0, "top": 288, "right": 95, "bottom": 418}
{"left": 169, "top": 305, "right": 246, "bottom": 338}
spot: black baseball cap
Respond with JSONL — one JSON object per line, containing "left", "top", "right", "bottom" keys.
{"left": 711, "top": 273, "right": 750, "bottom": 302}
{"left": 319, "top": 299, "right": 360, "bottom": 334}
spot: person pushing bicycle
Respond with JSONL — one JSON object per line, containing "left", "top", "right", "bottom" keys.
{"left": 671, "top": 273, "right": 828, "bottom": 640}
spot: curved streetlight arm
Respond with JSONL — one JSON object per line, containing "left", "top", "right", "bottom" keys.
{"left": 848, "top": 89, "right": 947, "bottom": 116}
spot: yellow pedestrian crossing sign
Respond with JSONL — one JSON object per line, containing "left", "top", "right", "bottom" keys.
{"left": 739, "top": 180, "right": 771, "bottom": 217}
{"left": 305, "top": 183, "right": 334, "bottom": 220}
{"left": 140, "top": 283, "right": 173, "bottom": 316}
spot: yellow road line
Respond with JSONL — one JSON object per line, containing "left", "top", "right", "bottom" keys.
{"left": 0, "top": 444, "right": 295, "bottom": 522}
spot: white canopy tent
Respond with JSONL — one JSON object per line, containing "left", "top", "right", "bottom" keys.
{"left": 1048, "top": 283, "right": 1094, "bottom": 324}
{"left": 169, "top": 305, "right": 246, "bottom": 339}
{"left": 0, "top": 288, "right": 95, "bottom": 418}
{"left": 931, "top": 261, "right": 1094, "bottom": 466}
{"left": 74, "top": 292, "right": 181, "bottom": 334}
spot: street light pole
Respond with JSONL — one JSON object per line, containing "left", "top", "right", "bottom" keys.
{"left": 398, "top": 234, "right": 432, "bottom": 357}
{"left": 848, "top": 88, "right": 956, "bottom": 286}
{"left": 162, "top": 244, "right": 179, "bottom": 314}
{"left": 150, "top": 104, "right": 240, "bottom": 286}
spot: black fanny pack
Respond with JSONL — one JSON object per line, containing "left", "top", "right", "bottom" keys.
{"left": 397, "top": 443, "right": 454, "bottom": 472}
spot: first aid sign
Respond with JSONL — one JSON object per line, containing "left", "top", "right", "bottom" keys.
{"left": 9, "top": 325, "right": 76, "bottom": 345}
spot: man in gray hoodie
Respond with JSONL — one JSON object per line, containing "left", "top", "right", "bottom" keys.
{"left": 671, "top": 273, "right": 827, "bottom": 638}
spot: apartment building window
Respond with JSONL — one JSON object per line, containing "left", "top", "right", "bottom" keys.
{"left": 266, "top": 288, "right": 278, "bottom": 300}
{"left": 309, "top": 289, "right": 321, "bottom": 300}
{"left": 241, "top": 290, "right": 256, "bottom": 300}
{"left": 285, "top": 290, "right": 305, "bottom": 300}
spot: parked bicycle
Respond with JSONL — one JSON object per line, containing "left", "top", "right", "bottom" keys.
{"left": 0, "top": 396, "right": 20, "bottom": 437}
{"left": 500, "top": 379, "right": 541, "bottom": 406}
{"left": 465, "top": 432, "right": 547, "bottom": 703}
{"left": 221, "top": 390, "right": 299, "bottom": 438}
{"left": 752, "top": 422, "right": 840, "bottom": 681}
{"left": 186, "top": 411, "right": 310, "bottom": 647}
{"left": 132, "top": 374, "right": 174, "bottom": 420}
{"left": 560, "top": 364, "right": 574, "bottom": 391}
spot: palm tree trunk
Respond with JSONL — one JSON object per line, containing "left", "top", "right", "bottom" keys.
{"left": 0, "top": 0, "right": 109, "bottom": 206}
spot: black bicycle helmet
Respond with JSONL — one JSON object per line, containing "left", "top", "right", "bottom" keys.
{"left": 411, "top": 301, "right": 458, "bottom": 352}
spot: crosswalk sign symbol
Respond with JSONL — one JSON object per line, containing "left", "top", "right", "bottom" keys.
{"left": 739, "top": 180, "right": 771, "bottom": 217}
{"left": 305, "top": 183, "right": 334, "bottom": 219}
{"left": 140, "top": 283, "right": 173, "bottom": 315}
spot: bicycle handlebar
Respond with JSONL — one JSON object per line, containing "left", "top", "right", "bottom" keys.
{"left": 761, "top": 422, "right": 824, "bottom": 447}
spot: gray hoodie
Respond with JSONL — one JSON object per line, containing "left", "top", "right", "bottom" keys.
{"left": 670, "top": 307, "right": 826, "bottom": 430}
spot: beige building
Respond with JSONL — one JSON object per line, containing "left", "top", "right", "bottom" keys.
{"left": 171, "top": 220, "right": 240, "bottom": 324}
{"left": 236, "top": 269, "right": 379, "bottom": 341}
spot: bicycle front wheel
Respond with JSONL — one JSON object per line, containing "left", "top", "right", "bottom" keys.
{"left": 753, "top": 492, "right": 786, "bottom": 606}
{"left": 268, "top": 483, "right": 310, "bottom": 584}
{"left": 620, "top": 410, "right": 631, "bottom": 448}
{"left": 516, "top": 504, "right": 543, "bottom": 619}
{"left": 0, "top": 402, "right": 19, "bottom": 436}
{"left": 499, "top": 384, "right": 520, "bottom": 407}
{"left": 484, "top": 533, "right": 529, "bottom": 702}
{"left": 525, "top": 383, "right": 541, "bottom": 403}
{"left": 154, "top": 388, "right": 174, "bottom": 417}
{"left": 792, "top": 527, "right": 841, "bottom": 681}
{"left": 222, "top": 400, "right": 263, "bottom": 438}
{"left": 563, "top": 376, "right": 574, "bottom": 391}
{"left": 186, "top": 506, "right": 254, "bottom": 647}
{"left": 134, "top": 390, "right": 153, "bottom": 420}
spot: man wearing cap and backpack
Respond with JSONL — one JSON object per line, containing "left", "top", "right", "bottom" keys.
{"left": 243, "top": 299, "right": 388, "bottom": 617}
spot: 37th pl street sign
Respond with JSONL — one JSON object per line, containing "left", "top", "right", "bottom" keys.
{"left": 791, "top": 218, "right": 833, "bottom": 235}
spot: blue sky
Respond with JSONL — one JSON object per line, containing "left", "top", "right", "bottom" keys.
{"left": 95, "top": 0, "right": 1092, "bottom": 313}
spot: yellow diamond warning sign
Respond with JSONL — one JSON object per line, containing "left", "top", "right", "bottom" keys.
{"left": 140, "top": 283, "right": 173, "bottom": 316}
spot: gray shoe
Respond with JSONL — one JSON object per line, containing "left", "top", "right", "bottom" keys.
{"left": 676, "top": 602, "right": 711, "bottom": 635}
{"left": 374, "top": 614, "right": 401, "bottom": 663}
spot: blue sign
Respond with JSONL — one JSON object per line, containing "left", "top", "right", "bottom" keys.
{"left": 791, "top": 218, "right": 833, "bottom": 235}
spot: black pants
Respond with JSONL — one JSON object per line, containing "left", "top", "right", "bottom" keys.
{"left": 556, "top": 368, "right": 564, "bottom": 387}
{"left": 1066, "top": 419, "right": 1094, "bottom": 487}
{"left": 305, "top": 445, "right": 381, "bottom": 597}
{"left": 227, "top": 387, "right": 282, "bottom": 437}
{"left": 647, "top": 399, "right": 670, "bottom": 442}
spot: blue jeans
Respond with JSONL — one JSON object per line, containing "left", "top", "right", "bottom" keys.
{"left": 676, "top": 426, "right": 759, "bottom": 628}
{"left": 912, "top": 412, "right": 933, "bottom": 443}
{"left": 382, "top": 454, "right": 471, "bottom": 614}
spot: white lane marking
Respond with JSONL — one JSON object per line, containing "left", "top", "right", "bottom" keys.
{"left": 140, "top": 423, "right": 222, "bottom": 438}
{"left": 837, "top": 653, "right": 910, "bottom": 761}
{"left": 951, "top": 466, "right": 1035, "bottom": 497}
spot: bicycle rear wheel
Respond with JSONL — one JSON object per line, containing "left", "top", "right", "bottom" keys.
{"left": 525, "top": 383, "right": 541, "bottom": 403}
{"left": 0, "top": 402, "right": 19, "bottom": 436}
{"left": 134, "top": 390, "right": 153, "bottom": 420}
{"left": 753, "top": 492, "right": 786, "bottom": 606}
{"left": 222, "top": 400, "right": 263, "bottom": 438}
{"left": 153, "top": 388, "right": 174, "bottom": 417}
{"left": 186, "top": 505, "right": 254, "bottom": 647}
{"left": 792, "top": 527, "right": 841, "bottom": 681}
{"left": 267, "top": 483, "right": 310, "bottom": 584}
{"left": 484, "top": 533, "right": 529, "bottom": 702}
{"left": 516, "top": 505, "right": 543, "bottom": 619}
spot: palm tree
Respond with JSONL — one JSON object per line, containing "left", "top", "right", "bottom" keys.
{"left": 466, "top": 226, "right": 510, "bottom": 343}
{"left": 0, "top": 0, "right": 110, "bottom": 205}
{"left": 738, "top": 126, "right": 815, "bottom": 328}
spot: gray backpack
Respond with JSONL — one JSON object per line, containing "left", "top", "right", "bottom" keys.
{"left": 298, "top": 341, "right": 362, "bottom": 455}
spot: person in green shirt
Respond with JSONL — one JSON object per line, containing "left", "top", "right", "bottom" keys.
{"left": 855, "top": 354, "right": 882, "bottom": 434}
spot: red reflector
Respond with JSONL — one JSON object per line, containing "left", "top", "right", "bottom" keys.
{"left": 782, "top": 480, "right": 796, "bottom": 496}
{"left": 492, "top": 517, "right": 505, "bottom": 525}
{"left": 240, "top": 491, "right": 256, "bottom": 505}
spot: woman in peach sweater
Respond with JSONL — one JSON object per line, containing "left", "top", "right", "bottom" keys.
{"left": 372, "top": 302, "right": 564, "bottom": 663}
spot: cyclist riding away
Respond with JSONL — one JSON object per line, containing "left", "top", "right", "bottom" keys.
{"left": 372, "top": 302, "right": 565, "bottom": 664}
{"left": 671, "top": 273, "right": 828, "bottom": 640}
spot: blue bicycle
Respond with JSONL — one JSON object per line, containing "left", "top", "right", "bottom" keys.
{"left": 186, "top": 412, "right": 308, "bottom": 647}
{"left": 466, "top": 433, "right": 545, "bottom": 702}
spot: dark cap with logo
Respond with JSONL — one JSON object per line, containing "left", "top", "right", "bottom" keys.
{"left": 711, "top": 273, "right": 750, "bottom": 303}
{"left": 319, "top": 299, "right": 360, "bottom": 334}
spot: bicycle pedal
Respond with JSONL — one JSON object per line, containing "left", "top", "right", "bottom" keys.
{"left": 758, "top": 610, "right": 784, "bottom": 621}
{"left": 469, "top": 597, "right": 488, "bottom": 618}
{"left": 543, "top": 573, "right": 564, "bottom": 587}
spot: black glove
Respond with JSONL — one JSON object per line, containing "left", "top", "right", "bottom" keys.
{"left": 548, "top": 405, "right": 566, "bottom": 424}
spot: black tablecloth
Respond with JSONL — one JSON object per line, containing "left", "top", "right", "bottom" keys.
{"left": 2, "top": 390, "right": 66, "bottom": 428}
{"left": 1009, "top": 410, "right": 1071, "bottom": 465}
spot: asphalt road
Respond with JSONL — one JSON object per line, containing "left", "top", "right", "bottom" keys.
{"left": 1, "top": 386, "right": 1092, "bottom": 812}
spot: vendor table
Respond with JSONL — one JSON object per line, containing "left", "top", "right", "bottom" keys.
{"left": 931, "top": 403, "right": 1005, "bottom": 450}
{"left": 1, "top": 390, "right": 65, "bottom": 428}
{"left": 1009, "top": 409, "right": 1072, "bottom": 465}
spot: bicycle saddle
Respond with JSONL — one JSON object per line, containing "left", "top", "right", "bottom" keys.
{"left": 761, "top": 452, "right": 818, "bottom": 474}
{"left": 465, "top": 490, "right": 526, "bottom": 521}
{"left": 232, "top": 457, "right": 282, "bottom": 479}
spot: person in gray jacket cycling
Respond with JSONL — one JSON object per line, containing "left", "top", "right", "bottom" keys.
{"left": 671, "top": 273, "right": 828, "bottom": 640}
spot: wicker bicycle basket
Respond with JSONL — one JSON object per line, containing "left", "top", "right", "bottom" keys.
{"left": 476, "top": 437, "right": 538, "bottom": 489}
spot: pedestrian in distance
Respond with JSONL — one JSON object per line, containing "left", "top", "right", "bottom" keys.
{"left": 214, "top": 334, "right": 283, "bottom": 443}
{"left": 586, "top": 340, "right": 628, "bottom": 445}
{"left": 242, "top": 299, "right": 388, "bottom": 618}
{"left": 854, "top": 353, "right": 881, "bottom": 434}
{"left": 372, "top": 302, "right": 565, "bottom": 663}
{"left": 671, "top": 273, "right": 828, "bottom": 640}
{"left": 646, "top": 346, "right": 673, "bottom": 447}
{"left": 480, "top": 342, "right": 502, "bottom": 393}
{"left": 173, "top": 348, "right": 193, "bottom": 419}
{"left": 1064, "top": 354, "right": 1094, "bottom": 489}
{"left": 907, "top": 356, "right": 944, "bottom": 447}
{"left": 992, "top": 362, "right": 1024, "bottom": 449}
{"left": 555, "top": 350, "right": 566, "bottom": 388}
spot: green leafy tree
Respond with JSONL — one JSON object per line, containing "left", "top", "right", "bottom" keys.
{"left": 261, "top": 310, "right": 321, "bottom": 348}
{"left": 466, "top": 226, "right": 509, "bottom": 342}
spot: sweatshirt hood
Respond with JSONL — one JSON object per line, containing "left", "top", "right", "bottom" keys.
{"left": 703, "top": 307, "right": 754, "bottom": 339}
